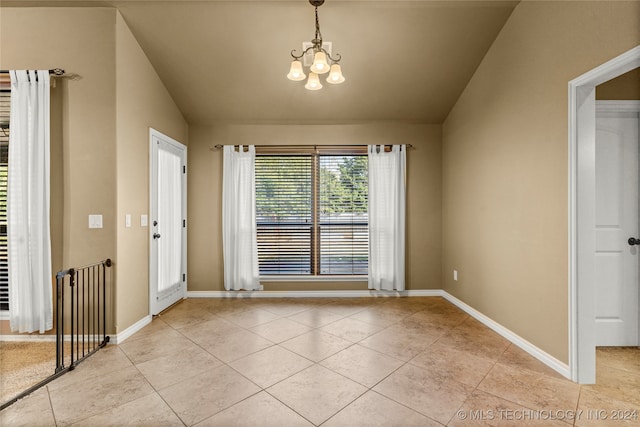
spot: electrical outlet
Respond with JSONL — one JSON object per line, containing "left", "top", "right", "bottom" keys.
{"left": 453, "top": 270, "right": 458, "bottom": 281}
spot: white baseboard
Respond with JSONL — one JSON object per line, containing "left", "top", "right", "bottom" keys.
{"left": 187, "top": 289, "right": 442, "bottom": 299}
{"left": 112, "top": 315, "right": 152, "bottom": 344}
{"left": 0, "top": 334, "right": 57, "bottom": 342}
{"left": 441, "top": 291, "right": 571, "bottom": 379}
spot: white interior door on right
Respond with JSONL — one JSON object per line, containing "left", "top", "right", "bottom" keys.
{"left": 594, "top": 112, "right": 639, "bottom": 346}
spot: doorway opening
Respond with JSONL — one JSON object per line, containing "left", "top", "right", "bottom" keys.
{"left": 569, "top": 46, "right": 640, "bottom": 384}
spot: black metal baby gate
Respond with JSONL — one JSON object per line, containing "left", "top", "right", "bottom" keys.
{"left": 0, "top": 258, "right": 112, "bottom": 410}
{"left": 55, "top": 258, "right": 112, "bottom": 373}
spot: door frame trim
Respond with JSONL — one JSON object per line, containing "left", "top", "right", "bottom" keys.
{"left": 149, "top": 128, "right": 188, "bottom": 316}
{"left": 568, "top": 45, "right": 640, "bottom": 383}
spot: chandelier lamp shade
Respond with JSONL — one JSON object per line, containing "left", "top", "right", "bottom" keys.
{"left": 287, "top": 0, "right": 345, "bottom": 90}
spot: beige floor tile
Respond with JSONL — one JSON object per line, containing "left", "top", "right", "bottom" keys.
{"left": 349, "top": 306, "right": 411, "bottom": 327}
{"left": 0, "top": 387, "right": 55, "bottom": 427}
{"left": 200, "top": 298, "right": 255, "bottom": 316}
{"left": 359, "top": 324, "right": 438, "bottom": 361}
{"left": 287, "top": 308, "right": 345, "bottom": 328}
{"left": 118, "top": 327, "right": 197, "bottom": 365}
{"left": 219, "top": 308, "right": 281, "bottom": 328}
{"left": 195, "top": 391, "right": 314, "bottom": 427}
{"left": 258, "top": 300, "right": 316, "bottom": 317}
{"left": 404, "top": 308, "right": 469, "bottom": 331}
{"left": 249, "top": 317, "right": 312, "bottom": 343}
{"left": 450, "top": 390, "right": 568, "bottom": 427}
{"left": 267, "top": 364, "right": 367, "bottom": 425}
{"left": 229, "top": 345, "right": 313, "bottom": 388}
{"left": 157, "top": 301, "right": 217, "bottom": 330}
{"left": 159, "top": 364, "right": 261, "bottom": 426}
{"left": 498, "top": 344, "right": 565, "bottom": 379}
{"left": 122, "top": 318, "right": 173, "bottom": 342}
{"left": 436, "top": 319, "right": 510, "bottom": 361}
{"left": 382, "top": 298, "right": 433, "bottom": 314}
{"left": 47, "top": 344, "right": 133, "bottom": 391}
{"left": 321, "top": 344, "right": 404, "bottom": 387}
{"left": 373, "top": 363, "right": 473, "bottom": 424}
{"left": 69, "top": 392, "right": 183, "bottom": 426}
{"left": 576, "top": 387, "right": 640, "bottom": 427}
{"left": 583, "top": 364, "right": 640, "bottom": 406}
{"left": 478, "top": 363, "right": 580, "bottom": 414}
{"left": 319, "top": 317, "right": 384, "bottom": 343}
{"left": 596, "top": 347, "right": 640, "bottom": 375}
{"left": 136, "top": 344, "right": 223, "bottom": 390}
{"left": 323, "top": 390, "right": 440, "bottom": 427}
{"left": 281, "top": 330, "right": 353, "bottom": 362}
{"left": 197, "top": 329, "right": 274, "bottom": 363}
{"left": 409, "top": 341, "right": 495, "bottom": 387}
{"left": 49, "top": 365, "right": 154, "bottom": 426}
{"left": 8, "top": 297, "right": 639, "bottom": 427}
{"left": 322, "top": 300, "right": 374, "bottom": 316}
{"left": 178, "top": 316, "right": 243, "bottom": 346}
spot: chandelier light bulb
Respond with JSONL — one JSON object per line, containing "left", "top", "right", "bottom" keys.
{"left": 310, "top": 51, "right": 330, "bottom": 74}
{"left": 305, "top": 72, "right": 323, "bottom": 90}
{"left": 287, "top": 60, "right": 306, "bottom": 81}
{"left": 326, "top": 63, "right": 345, "bottom": 84}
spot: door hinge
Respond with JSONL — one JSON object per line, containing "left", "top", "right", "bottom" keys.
{"left": 182, "top": 273, "right": 186, "bottom": 282}
{"left": 183, "top": 165, "right": 186, "bottom": 174}
{"left": 183, "top": 219, "right": 186, "bottom": 228}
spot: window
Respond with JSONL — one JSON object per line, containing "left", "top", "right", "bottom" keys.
{"left": 255, "top": 149, "right": 368, "bottom": 276}
{"left": 0, "top": 77, "right": 9, "bottom": 310}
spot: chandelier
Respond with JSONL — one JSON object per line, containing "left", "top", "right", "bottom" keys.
{"left": 287, "top": 0, "right": 345, "bottom": 90}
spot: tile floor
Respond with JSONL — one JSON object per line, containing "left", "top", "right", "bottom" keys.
{"left": 1, "top": 296, "right": 639, "bottom": 426}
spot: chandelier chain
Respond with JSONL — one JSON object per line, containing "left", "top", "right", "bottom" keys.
{"left": 315, "top": 6, "right": 322, "bottom": 44}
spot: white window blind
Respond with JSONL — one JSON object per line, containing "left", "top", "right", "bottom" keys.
{"left": 318, "top": 155, "right": 368, "bottom": 274}
{"left": 0, "top": 86, "right": 9, "bottom": 311}
{"left": 255, "top": 151, "right": 368, "bottom": 276}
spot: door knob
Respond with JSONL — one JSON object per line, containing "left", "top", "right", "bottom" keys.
{"left": 153, "top": 233, "right": 161, "bottom": 239}
{"left": 628, "top": 237, "right": 640, "bottom": 246}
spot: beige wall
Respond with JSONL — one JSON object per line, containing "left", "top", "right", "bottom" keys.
{"left": 188, "top": 123, "right": 442, "bottom": 292}
{"left": 0, "top": 7, "right": 187, "bottom": 334}
{"left": 1, "top": 7, "right": 117, "bottom": 334}
{"left": 115, "top": 12, "right": 188, "bottom": 332}
{"left": 1, "top": 7, "right": 117, "bottom": 269}
{"left": 442, "top": 0, "right": 640, "bottom": 363}
{"left": 596, "top": 68, "right": 640, "bottom": 100}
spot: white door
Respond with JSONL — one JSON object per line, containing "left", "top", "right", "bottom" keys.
{"left": 150, "top": 128, "right": 187, "bottom": 315}
{"left": 595, "top": 112, "right": 639, "bottom": 346}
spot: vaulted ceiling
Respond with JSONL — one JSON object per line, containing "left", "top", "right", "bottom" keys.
{"left": 5, "top": 1, "right": 520, "bottom": 124}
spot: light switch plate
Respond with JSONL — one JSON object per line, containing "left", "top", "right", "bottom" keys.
{"left": 89, "top": 214, "right": 103, "bottom": 229}
{"left": 140, "top": 214, "right": 148, "bottom": 227}
{"left": 125, "top": 214, "right": 131, "bottom": 228}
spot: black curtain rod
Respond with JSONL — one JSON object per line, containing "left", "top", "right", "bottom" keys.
{"left": 0, "top": 68, "right": 65, "bottom": 76}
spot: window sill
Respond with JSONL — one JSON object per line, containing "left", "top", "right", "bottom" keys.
{"left": 260, "top": 275, "right": 367, "bottom": 283}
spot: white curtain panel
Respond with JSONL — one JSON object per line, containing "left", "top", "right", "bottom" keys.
{"left": 222, "top": 145, "right": 260, "bottom": 291}
{"left": 157, "top": 147, "right": 183, "bottom": 296}
{"left": 8, "top": 70, "right": 53, "bottom": 333}
{"left": 368, "top": 144, "right": 406, "bottom": 291}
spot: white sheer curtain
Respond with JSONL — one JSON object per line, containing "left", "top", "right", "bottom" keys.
{"left": 8, "top": 70, "right": 53, "bottom": 333}
{"left": 157, "top": 147, "right": 182, "bottom": 296}
{"left": 222, "top": 145, "right": 260, "bottom": 291}
{"left": 368, "top": 144, "right": 406, "bottom": 291}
